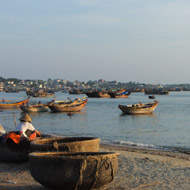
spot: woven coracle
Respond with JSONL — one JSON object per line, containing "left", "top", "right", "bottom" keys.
{"left": 29, "top": 152, "right": 119, "bottom": 190}
{"left": 30, "top": 137, "right": 100, "bottom": 152}
{"left": 0, "top": 138, "right": 30, "bottom": 162}
{"left": 0, "top": 134, "right": 54, "bottom": 162}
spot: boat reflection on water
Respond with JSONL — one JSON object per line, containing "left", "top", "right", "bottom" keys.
{"left": 49, "top": 109, "right": 86, "bottom": 115}
{"left": 119, "top": 112, "right": 158, "bottom": 118}
{"left": 66, "top": 110, "right": 86, "bottom": 118}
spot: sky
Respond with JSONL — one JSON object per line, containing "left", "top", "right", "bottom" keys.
{"left": 0, "top": 0, "right": 190, "bottom": 84}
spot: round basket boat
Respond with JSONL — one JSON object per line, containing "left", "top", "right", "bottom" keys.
{"left": 0, "top": 134, "right": 55, "bottom": 162}
{"left": 29, "top": 152, "right": 119, "bottom": 190}
{"left": 0, "top": 138, "right": 30, "bottom": 162}
{"left": 30, "top": 137, "right": 100, "bottom": 152}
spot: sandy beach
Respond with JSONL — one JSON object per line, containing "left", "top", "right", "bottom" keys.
{"left": 0, "top": 144, "right": 190, "bottom": 190}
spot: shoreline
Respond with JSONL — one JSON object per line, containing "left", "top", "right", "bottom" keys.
{"left": 0, "top": 144, "right": 190, "bottom": 190}
{"left": 101, "top": 143, "right": 190, "bottom": 161}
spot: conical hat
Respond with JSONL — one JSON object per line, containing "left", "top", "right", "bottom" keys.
{"left": 19, "top": 113, "right": 32, "bottom": 122}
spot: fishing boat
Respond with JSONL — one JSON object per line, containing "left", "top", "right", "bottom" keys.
{"left": 48, "top": 99, "right": 73, "bottom": 105}
{"left": 26, "top": 89, "right": 54, "bottom": 98}
{"left": 20, "top": 104, "right": 49, "bottom": 112}
{"left": 0, "top": 98, "right": 30, "bottom": 109}
{"left": 109, "top": 89, "right": 131, "bottom": 98}
{"left": 85, "top": 91, "right": 100, "bottom": 98}
{"left": 69, "top": 89, "right": 84, "bottom": 94}
{"left": 144, "top": 89, "right": 169, "bottom": 95}
{"left": 98, "top": 91, "right": 111, "bottom": 98}
{"left": 48, "top": 98, "right": 88, "bottom": 112}
{"left": 149, "top": 95, "right": 156, "bottom": 99}
{"left": 118, "top": 101, "right": 159, "bottom": 115}
{"left": 32, "top": 92, "right": 54, "bottom": 98}
{"left": 85, "top": 90, "right": 111, "bottom": 98}
{"left": 85, "top": 91, "right": 110, "bottom": 98}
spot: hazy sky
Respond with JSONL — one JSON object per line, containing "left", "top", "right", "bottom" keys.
{"left": 1, "top": 0, "right": 190, "bottom": 84}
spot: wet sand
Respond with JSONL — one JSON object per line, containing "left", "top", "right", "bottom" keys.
{"left": 0, "top": 144, "right": 190, "bottom": 190}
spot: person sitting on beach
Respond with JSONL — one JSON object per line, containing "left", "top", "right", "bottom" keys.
{"left": 14, "top": 113, "right": 41, "bottom": 139}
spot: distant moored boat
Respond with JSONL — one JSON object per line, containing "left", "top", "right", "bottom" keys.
{"left": 118, "top": 101, "right": 159, "bottom": 115}
{"left": 0, "top": 98, "right": 30, "bottom": 109}
{"left": 144, "top": 89, "right": 169, "bottom": 95}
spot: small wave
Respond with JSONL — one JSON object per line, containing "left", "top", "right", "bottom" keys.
{"left": 137, "top": 130, "right": 157, "bottom": 134}
{"left": 102, "top": 140, "right": 190, "bottom": 153}
{"left": 102, "top": 139, "right": 158, "bottom": 149}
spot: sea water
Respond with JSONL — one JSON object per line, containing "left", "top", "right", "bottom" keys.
{"left": 0, "top": 91, "right": 190, "bottom": 152}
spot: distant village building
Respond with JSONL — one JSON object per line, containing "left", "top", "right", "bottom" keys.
{"left": 62, "top": 80, "right": 68, "bottom": 84}
{"left": 98, "top": 79, "right": 105, "bottom": 83}
{"left": 109, "top": 80, "right": 117, "bottom": 84}
{"left": 7, "top": 81, "right": 14, "bottom": 85}
{"left": 0, "top": 82, "right": 4, "bottom": 91}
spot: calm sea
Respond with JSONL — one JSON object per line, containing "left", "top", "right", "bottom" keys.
{"left": 0, "top": 91, "right": 190, "bottom": 152}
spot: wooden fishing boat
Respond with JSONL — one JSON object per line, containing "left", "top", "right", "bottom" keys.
{"left": 98, "top": 91, "right": 111, "bottom": 98}
{"left": 144, "top": 89, "right": 169, "bottom": 95}
{"left": 26, "top": 89, "right": 54, "bottom": 98}
{"left": 109, "top": 89, "right": 131, "bottom": 98}
{"left": 85, "top": 91, "right": 110, "bottom": 98}
{"left": 118, "top": 101, "right": 159, "bottom": 115}
{"left": 85, "top": 91, "right": 102, "bottom": 98}
{"left": 0, "top": 98, "right": 30, "bottom": 109}
{"left": 69, "top": 89, "right": 84, "bottom": 94}
{"left": 29, "top": 152, "right": 119, "bottom": 190}
{"left": 47, "top": 99, "right": 73, "bottom": 106}
{"left": 48, "top": 98, "right": 88, "bottom": 112}
{"left": 32, "top": 92, "right": 54, "bottom": 98}
{"left": 20, "top": 104, "right": 49, "bottom": 112}
{"left": 48, "top": 97, "right": 87, "bottom": 112}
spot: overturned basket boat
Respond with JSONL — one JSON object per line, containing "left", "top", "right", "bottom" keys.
{"left": 29, "top": 152, "right": 119, "bottom": 190}
{"left": 30, "top": 137, "right": 100, "bottom": 152}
